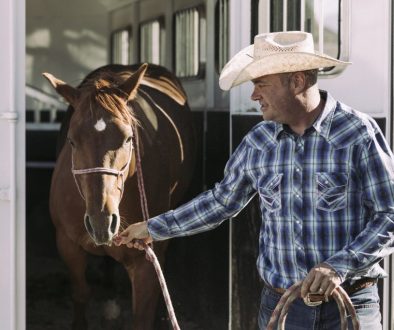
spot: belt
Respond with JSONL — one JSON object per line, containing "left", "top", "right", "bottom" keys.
{"left": 268, "top": 277, "right": 377, "bottom": 302}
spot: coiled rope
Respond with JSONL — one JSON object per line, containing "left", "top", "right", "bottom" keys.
{"left": 266, "top": 280, "right": 360, "bottom": 330}
{"left": 134, "top": 129, "right": 181, "bottom": 330}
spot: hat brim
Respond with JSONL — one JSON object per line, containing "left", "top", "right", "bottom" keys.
{"left": 219, "top": 44, "right": 351, "bottom": 91}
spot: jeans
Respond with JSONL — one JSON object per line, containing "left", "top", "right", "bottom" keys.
{"left": 258, "top": 284, "right": 382, "bottom": 329}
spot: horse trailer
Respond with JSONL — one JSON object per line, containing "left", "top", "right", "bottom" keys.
{"left": 1, "top": 0, "right": 394, "bottom": 329}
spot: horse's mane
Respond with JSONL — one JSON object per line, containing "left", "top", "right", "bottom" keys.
{"left": 56, "top": 64, "right": 184, "bottom": 158}
{"left": 77, "top": 71, "right": 138, "bottom": 127}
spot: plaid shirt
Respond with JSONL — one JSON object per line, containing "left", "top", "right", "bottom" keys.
{"left": 148, "top": 91, "right": 394, "bottom": 289}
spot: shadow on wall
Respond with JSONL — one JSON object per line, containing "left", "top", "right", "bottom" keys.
{"left": 26, "top": 0, "right": 109, "bottom": 96}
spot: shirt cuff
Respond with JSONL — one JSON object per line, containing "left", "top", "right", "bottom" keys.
{"left": 322, "top": 260, "right": 349, "bottom": 283}
{"left": 147, "top": 213, "right": 172, "bottom": 241}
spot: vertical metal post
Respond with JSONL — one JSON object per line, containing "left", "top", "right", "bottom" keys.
{"left": 318, "top": 0, "right": 324, "bottom": 53}
{"left": 300, "top": 0, "right": 305, "bottom": 31}
{"left": 228, "top": 0, "right": 252, "bottom": 328}
{"left": 283, "top": 0, "right": 288, "bottom": 31}
{"left": 0, "top": 0, "right": 25, "bottom": 328}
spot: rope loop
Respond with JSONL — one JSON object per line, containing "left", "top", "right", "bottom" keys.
{"left": 266, "top": 280, "right": 360, "bottom": 330}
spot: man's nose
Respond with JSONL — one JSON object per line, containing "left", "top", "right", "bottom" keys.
{"left": 251, "top": 88, "right": 259, "bottom": 101}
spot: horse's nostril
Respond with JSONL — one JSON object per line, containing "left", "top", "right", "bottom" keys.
{"left": 84, "top": 215, "right": 94, "bottom": 236}
{"left": 110, "top": 214, "right": 118, "bottom": 234}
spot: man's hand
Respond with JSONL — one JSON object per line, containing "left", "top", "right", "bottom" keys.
{"left": 301, "top": 263, "right": 342, "bottom": 299}
{"left": 113, "top": 221, "right": 153, "bottom": 250}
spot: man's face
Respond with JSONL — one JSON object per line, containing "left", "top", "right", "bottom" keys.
{"left": 251, "top": 73, "right": 294, "bottom": 123}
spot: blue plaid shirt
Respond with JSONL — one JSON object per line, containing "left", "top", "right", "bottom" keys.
{"left": 148, "top": 91, "right": 394, "bottom": 289}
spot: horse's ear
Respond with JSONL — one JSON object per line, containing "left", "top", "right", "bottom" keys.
{"left": 42, "top": 72, "right": 80, "bottom": 105}
{"left": 118, "top": 63, "right": 148, "bottom": 101}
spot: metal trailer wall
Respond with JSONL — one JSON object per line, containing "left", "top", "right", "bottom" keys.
{"left": 228, "top": 0, "right": 393, "bottom": 329}
{"left": 109, "top": 0, "right": 229, "bottom": 112}
{"left": 0, "top": 0, "right": 25, "bottom": 329}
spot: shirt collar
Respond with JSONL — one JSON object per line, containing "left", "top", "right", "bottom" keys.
{"left": 274, "top": 90, "right": 337, "bottom": 140}
{"left": 312, "top": 90, "right": 337, "bottom": 140}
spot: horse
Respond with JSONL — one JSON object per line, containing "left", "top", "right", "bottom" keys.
{"left": 43, "top": 63, "right": 196, "bottom": 329}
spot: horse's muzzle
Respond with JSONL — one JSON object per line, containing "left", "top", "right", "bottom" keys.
{"left": 84, "top": 213, "right": 119, "bottom": 245}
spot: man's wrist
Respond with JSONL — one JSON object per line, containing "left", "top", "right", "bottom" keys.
{"left": 146, "top": 219, "right": 154, "bottom": 240}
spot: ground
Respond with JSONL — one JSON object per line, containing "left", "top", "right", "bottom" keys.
{"left": 26, "top": 198, "right": 228, "bottom": 330}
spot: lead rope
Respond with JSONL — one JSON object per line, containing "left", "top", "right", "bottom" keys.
{"left": 134, "top": 130, "right": 149, "bottom": 222}
{"left": 133, "top": 129, "right": 181, "bottom": 330}
{"left": 266, "top": 280, "right": 360, "bottom": 330}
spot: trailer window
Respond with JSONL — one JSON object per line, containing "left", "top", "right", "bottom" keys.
{"left": 215, "top": 0, "right": 229, "bottom": 72}
{"left": 253, "top": 0, "right": 347, "bottom": 72}
{"left": 174, "top": 7, "right": 206, "bottom": 78}
{"left": 111, "top": 27, "right": 131, "bottom": 65}
{"left": 140, "top": 19, "right": 164, "bottom": 65}
{"left": 304, "top": 0, "right": 340, "bottom": 60}
{"left": 270, "top": 0, "right": 301, "bottom": 32}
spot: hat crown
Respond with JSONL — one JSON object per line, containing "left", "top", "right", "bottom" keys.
{"left": 218, "top": 31, "right": 350, "bottom": 91}
{"left": 253, "top": 31, "right": 315, "bottom": 59}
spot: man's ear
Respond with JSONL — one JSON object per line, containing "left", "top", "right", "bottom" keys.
{"left": 289, "top": 71, "right": 307, "bottom": 94}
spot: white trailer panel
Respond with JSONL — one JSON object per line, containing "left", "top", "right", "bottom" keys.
{"left": 0, "top": 0, "right": 25, "bottom": 329}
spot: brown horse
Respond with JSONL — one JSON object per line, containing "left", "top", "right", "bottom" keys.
{"left": 43, "top": 63, "right": 195, "bottom": 329}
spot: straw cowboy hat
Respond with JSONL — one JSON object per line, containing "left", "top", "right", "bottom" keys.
{"left": 219, "top": 31, "right": 351, "bottom": 90}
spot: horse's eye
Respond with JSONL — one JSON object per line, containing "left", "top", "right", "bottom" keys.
{"left": 125, "top": 136, "right": 132, "bottom": 144}
{"left": 67, "top": 137, "right": 75, "bottom": 148}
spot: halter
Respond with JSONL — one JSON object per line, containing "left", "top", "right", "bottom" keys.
{"left": 71, "top": 139, "right": 134, "bottom": 201}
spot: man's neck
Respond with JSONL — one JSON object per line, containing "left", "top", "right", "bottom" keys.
{"left": 287, "top": 89, "right": 324, "bottom": 136}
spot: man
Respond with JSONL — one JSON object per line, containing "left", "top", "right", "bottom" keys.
{"left": 115, "top": 31, "right": 394, "bottom": 329}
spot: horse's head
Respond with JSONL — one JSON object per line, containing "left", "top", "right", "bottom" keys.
{"left": 43, "top": 64, "right": 148, "bottom": 245}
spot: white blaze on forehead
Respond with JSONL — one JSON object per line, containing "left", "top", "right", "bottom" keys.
{"left": 94, "top": 118, "right": 106, "bottom": 131}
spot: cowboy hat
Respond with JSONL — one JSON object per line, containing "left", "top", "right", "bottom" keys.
{"left": 219, "top": 31, "right": 351, "bottom": 90}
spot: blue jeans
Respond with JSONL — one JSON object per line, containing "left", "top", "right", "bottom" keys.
{"left": 258, "top": 284, "right": 382, "bottom": 329}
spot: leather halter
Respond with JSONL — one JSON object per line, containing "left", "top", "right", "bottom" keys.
{"left": 71, "top": 139, "right": 133, "bottom": 201}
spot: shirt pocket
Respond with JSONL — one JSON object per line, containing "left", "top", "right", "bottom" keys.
{"left": 258, "top": 173, "right": 283, "bottom": 212}
{"left": 316, "top": 172, "right": 348, "bottom": 211}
